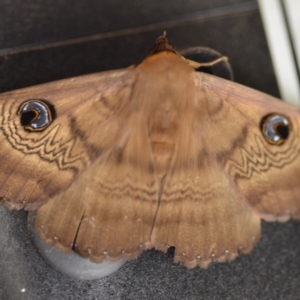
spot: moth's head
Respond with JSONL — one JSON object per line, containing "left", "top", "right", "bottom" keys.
{"left": 146, "top": 33, "right": 232, "bottom": 81}
{"left": 148, "top": 31, "right": 178, "bottom": 56}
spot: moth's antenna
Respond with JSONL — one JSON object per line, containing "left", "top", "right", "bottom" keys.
{"left": 184, "top": 56, "right": 228, "bottom": 70}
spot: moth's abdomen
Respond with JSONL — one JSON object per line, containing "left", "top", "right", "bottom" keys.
{"left": 151, "top": 141, "right": 175, "bottom": 178}
{"left": 148, "top": 104, "right": 179, "bottom": 178}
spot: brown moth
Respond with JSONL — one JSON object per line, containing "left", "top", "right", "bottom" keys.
{"left": 1, "top": 33, "right": 300, "bottom": 270}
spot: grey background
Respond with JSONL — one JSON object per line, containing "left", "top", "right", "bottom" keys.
{"left": 1, "top": 0, "right": 300, "bottom": 299}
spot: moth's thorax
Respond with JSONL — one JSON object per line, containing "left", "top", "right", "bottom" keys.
{"left": 135, "top": 51, "right": 196, "bottom": 177}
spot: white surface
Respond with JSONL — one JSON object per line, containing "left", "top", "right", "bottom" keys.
{"left": 283, "top": 0, "right": 300, "bottom": 71}
{"left": 28, "top": 212, "right": 126, "bottom": 280}
{"left": 257, "top": 0, "right": 300, "bottom": 106}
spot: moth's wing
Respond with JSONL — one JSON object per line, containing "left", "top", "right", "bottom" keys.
{"left": 150, "top": 99, "right": 261, "bottom": 268}
{"left": 0, "top": 69, "right": 136, "bottom": 210}
{"left": 35, "top": 111, "right": 159, "bottom": 262}
{"left": 195, "top": 73, "right": 300, "bottom": 221}
{"left": 151, "top": 72, "right": 300, "bottom": 268}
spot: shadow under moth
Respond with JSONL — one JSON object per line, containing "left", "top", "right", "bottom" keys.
{"left": 0, "top": 33, "right": 299, "bottom": 271}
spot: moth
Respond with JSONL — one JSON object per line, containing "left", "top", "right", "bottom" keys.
{"left": 1, "top": 33, "right": 300, "bottom": 270}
